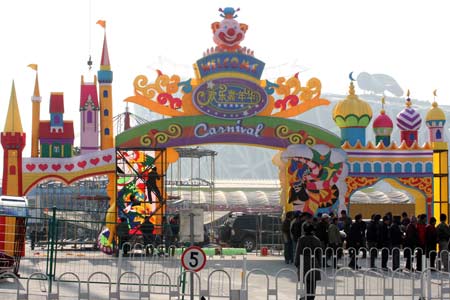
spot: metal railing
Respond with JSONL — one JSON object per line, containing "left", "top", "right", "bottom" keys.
{"left": 4, "top": 246, "right": 450, "bottom": 299}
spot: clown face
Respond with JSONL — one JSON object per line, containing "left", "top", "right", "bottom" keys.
{"left": 212, "top": 18, "right": 248, "bottom": 51}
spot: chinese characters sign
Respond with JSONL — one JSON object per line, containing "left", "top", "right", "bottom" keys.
{"left": 193, "top": 77, "right": 268, "bottom": 119}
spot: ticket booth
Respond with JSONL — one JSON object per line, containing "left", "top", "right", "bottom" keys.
{"left": 0, "top": 195, "right": 28, "bottom": 274}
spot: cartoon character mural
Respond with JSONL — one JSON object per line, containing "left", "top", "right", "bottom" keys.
{"left": 278, "top": 144, "right": 348, "bottom": 215}
{"left": 116, "top": 151, "right": 158, "bottom": 226}
{"left": 211, "top": 7, "right": 249, "bottom": 52}
{"left": 98, "top": 150, "right": 157, "bottom": 254}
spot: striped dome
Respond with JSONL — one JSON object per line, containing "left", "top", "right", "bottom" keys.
{"left": 396, "top": 98, "right": 422, "bottom": 130}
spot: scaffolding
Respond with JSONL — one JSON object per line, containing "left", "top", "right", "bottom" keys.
{"left": 166, "top": 147, "right": 217, "bottom": 239}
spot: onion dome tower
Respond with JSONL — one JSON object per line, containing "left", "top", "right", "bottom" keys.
{"left": 426, "top": 96, "right": 446, "bottom": 143}
{"left": 396, "top": 90, "right": 422, "bottom": 147}
{"left": 332, "top": 80, "right": 372, "bottom": 146}
{"left": 426, "top": 90, "right": 449, "bottom": 220}
{"left": 373, "top": 96, "right": 393, "bottom": 146}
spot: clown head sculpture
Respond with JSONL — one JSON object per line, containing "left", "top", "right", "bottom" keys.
{"left": 211, "top": 7, "right": 248, "bottom": 52}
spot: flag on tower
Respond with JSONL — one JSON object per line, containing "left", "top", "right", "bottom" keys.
{"left": 28, "top": 64, "right": 38, "bottom": 71}
{"left": 96, "top": 20, "right": 106, "bottom": 28}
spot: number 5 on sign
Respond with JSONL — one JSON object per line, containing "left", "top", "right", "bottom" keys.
{"left": 181, "top": 246, "right": 207, "bottom": 272}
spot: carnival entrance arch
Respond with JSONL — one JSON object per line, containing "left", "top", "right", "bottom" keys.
{"left": 112, "top": 6, "right": 351, "bottom": 236}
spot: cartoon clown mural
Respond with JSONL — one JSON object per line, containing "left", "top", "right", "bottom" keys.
{"left": 277, "top": 144, "right": 348, "bottom": 215}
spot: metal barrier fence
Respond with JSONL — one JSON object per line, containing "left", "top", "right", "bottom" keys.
{"left": 4, "top": 245, "right": 450, "bottom": 299}
{"left": 2, "top": 267, "right": 450, "bottom": 299}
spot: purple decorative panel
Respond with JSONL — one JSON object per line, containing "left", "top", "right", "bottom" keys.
{"left": 193, "top": 78, "right": 267, "bottom": 119}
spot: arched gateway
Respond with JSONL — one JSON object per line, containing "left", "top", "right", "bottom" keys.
{"left": 115, "top": 7, "right": 348, "bottom": 221}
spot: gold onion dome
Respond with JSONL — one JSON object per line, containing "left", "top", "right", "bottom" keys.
{"left": 332, "top": 81, "right": 373, "bottom": 128}
{"left": 426, "top": 101, "right": 446, "bottom": 123}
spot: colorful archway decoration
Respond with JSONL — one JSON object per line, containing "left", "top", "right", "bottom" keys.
{"left": 116, "top": 116, "right": 341, "bottom": 150}
{"left": 116, "top": 7, "right": 345, "bottom": 217}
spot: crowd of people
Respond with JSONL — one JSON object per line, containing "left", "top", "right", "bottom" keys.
{"left": 282, "top": 210, "right": 450, "bottom": 272}
{"left": 283, "top": 210, "right": 450, "bottom": 300}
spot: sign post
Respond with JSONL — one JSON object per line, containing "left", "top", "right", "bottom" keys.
{"left": 181, "top": 245, "right": 207, "bottom": 300}
{"left": 181, "top": 245, "right": 207, "bottom": 273}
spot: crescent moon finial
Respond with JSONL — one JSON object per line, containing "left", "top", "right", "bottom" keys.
{"left": 349, "top": 71, "right": 355, "bottom": 81}
{"left": 433, "top": 89, "right": 437, "bottom": 97}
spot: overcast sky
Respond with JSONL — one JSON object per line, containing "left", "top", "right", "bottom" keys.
{"left": 1, "top": 0, "right": 449, "bottom": 175}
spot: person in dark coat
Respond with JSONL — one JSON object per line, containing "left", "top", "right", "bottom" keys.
{"left": 315, "top": 214, "right": 330, "bottom": 266}
{"left": 426, "top": 217, "right": 437, "bottom": 269}
{"left": 404, "top": 216, "right": 418, "bottom": 271}
{"left": 416, "top": 214, "right": 427, "bottom": 272}
{"left": 282, "top": 211, "right": 295, "bottom": 264}
{"left": 116, "top": 217, "right": 130, "bottom": 256}
{"left": 146, "top": 166, "right": 162, "bottom": 204}
{"left": 401, "top": 212, "right": 410, "bottom": 232}
{"left": 366, "top": 214, "right": 381, "bottom": 268}
{"left": 30, "top": 229, "right": 37, "bottom": 250}
{"left": 290, "top": 212, "right": 303, "bottom": 247}
{"left": 348, "top": 213, "right": 364, "bottom": 269}
{"left": 140, "top": 216, "right": 155, "bottom": 256}
{"left": 390, "top": 216, "right": 403, "bottom": 270}
{"left": 328, "top": 217, "right": 342, "bottom": 268}
{"left": 436, "top": 213, "right": 450, "bottom": 271}
{"left": 339, "top": 209, "right": 352, "bottom": 237}
{"left": 163, "top": 216, "right": 174, "bottom": 255}
{"left": 295, "top": 223, "right": 322, "bottom": 300}
{"left": 379, "top": 215, "right": 391, "bottom": 270}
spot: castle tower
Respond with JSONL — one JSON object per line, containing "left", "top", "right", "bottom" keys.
{"left": 97, "top": 29, "right": 114, "bottom": 150}
{"left": 39, "top": 93, "right": 74, "bottom": 158}
{"left": 332, "top": 81, "right": 372, "bottom": 146}
{"left": 96, "top": 21, "right": 117, "bottom": 243}
{"left": 425, "top": 94, "right": 448, "bottom": 219}
{"left": 396, "top": 91, "right": 422, "bottom": 147}
{"left": 1, "top": 82, "right": 26, "bottom": 196}
{"left": 80, "top": 75, "right": 100, "bottom": 154}
{"left": 49, "top": 93, "right": 65, "bottom": 133}
{"left": 30, "top": 69, "right": 41, "bottom": 157}
{"left": 373, "top": 97, "right": 393, "bottom": 146}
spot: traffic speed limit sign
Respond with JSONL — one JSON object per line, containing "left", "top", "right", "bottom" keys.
{"left": 181, "top": 246, "right": 207, "bottom": 272}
